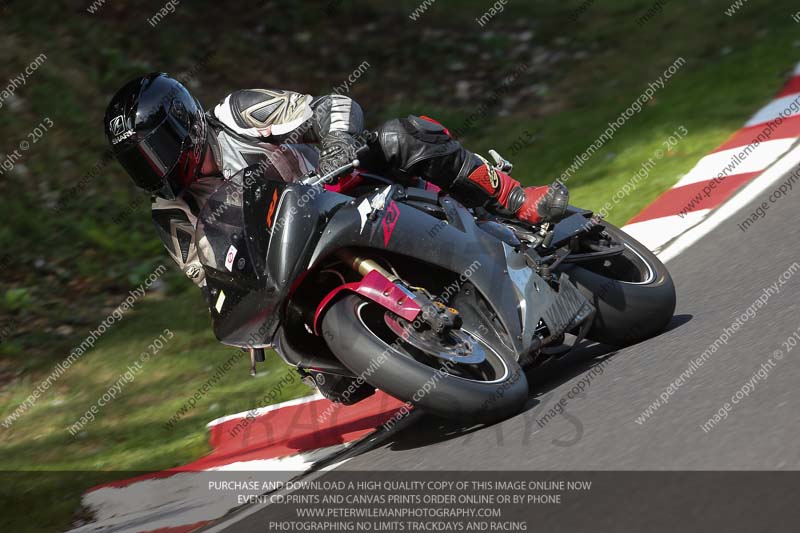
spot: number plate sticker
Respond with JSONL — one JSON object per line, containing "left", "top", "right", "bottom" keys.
{"left": 224, "top": 245, "right": 237, "bottom": 271}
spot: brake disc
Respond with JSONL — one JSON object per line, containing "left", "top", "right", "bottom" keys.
{"left": 383, "top": 314, "right": 487, "bottom": 365}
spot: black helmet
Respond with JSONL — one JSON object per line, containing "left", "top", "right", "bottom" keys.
{"left": 104, "top": 73, "right": 207, "bottom": 199}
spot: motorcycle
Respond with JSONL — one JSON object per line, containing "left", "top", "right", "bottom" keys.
{"left": 195, "top": 147, "right": 676, "bottom": 422}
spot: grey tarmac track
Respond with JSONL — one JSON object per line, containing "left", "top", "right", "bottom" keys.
{"left": 331, "top": 163, "right": 800, "bottom": 472}
{"left": 207, "top": 162, "right": 800, "bottom": 532}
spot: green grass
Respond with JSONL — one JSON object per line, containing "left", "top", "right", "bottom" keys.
{"left": 2, "top": 0, "right": 800, "bottom": 530}
{"left": 480, "top": 5, "right": 800, "bottom": 224}
{"left": 0, "top": 291, "right": 309, "bottom": 531}
{"left": 409, "top": 1, "right": 800, "bottom": 225}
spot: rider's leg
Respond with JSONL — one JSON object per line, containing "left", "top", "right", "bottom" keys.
{"left": 364, "top": 115, "right": 569, "bottom": 224}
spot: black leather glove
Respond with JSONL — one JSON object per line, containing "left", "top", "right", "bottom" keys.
{"left": 318, "top": 131, "right": 359, "bottom": 176}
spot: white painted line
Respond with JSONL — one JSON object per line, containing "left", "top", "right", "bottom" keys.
{"left": 659, "top": 142, "right": 800, "bottom": 263}
{"left": 745, "top": 93, "right": 800, "bottom": 127}
{"left": 623, "top": 209, "right": 710, "bottom": 253}
{"left": 205, "top": 393, "right": 325, "bottom": 428}
{"left": 674, "top": 138, "right": 796, "bottom": 187}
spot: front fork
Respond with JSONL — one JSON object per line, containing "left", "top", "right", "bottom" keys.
{"left": 332, "top": 250, "right": 462, "bottom": 335}
{"left": 336, "top": 249, "right": 399, "bottom": 282}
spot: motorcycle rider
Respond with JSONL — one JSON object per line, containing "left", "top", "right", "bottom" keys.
{"left": 104, "top": 73, "right": 569, "bottom": 402}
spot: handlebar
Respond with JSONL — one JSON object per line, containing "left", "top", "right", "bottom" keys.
{"left": 299, "top": 144, "right": 370, "bottom": 187}
{"left": 299, "top": 159, "right": 360, "bottom": 187}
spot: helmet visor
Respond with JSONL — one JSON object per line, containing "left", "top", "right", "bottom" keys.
{"left": 116, "top": 111, "right": 191, "bottom": 195}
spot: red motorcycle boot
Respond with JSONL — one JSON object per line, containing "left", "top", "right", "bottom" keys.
{"left": 462, "top": 161, "right": 570, "bottom": 224}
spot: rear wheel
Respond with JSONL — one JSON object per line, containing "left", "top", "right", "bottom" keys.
{"left": 563, "top": 222, "right": 676, "bottom": 346}
{"left": 321, "top": 295, "right": 528, "bottom": 422}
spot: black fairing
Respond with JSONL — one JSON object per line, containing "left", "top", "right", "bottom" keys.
{"left": 197, "top": 175, "right": 582, "bottom": 357}
{"left": 307, "top": 186, "right": 531, "bottom": 355}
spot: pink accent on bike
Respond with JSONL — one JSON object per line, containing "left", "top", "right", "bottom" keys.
{"left": 313, "top": 270, "right": 422, "bottom": 334}
{"left": 324, "top": 171, "right": 364, "bottom": 193}
{"left": 424, "top": 181, "right": 442, "bottom": 193}
{"left": 381, "top": 201, "right": 400, "bottom": 246}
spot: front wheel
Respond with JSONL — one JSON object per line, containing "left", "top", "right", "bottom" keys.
{"left": 562, "top": 222, "right": 676, "bottom": 346}
{"left": 321, "top": 295, "right": 528, "bottom": 423}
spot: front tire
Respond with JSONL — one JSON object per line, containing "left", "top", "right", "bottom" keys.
{"left": 321, "top": 295, "right": 528, "bottom": 422}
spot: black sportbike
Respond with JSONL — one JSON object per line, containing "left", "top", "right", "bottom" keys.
{"left": 196, "top": 148, "right": 675, "bottom": 422}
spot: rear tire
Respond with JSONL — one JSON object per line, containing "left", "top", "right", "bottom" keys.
{"left": 563, "top": 222, "right": 676, "bottom": 346}
{"left": 321, "top": 295, "right": 528, "bottom": 422}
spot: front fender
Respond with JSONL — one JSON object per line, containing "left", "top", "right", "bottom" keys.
{"left": 312, "top": 270, "right": 423, "bottom": 334}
